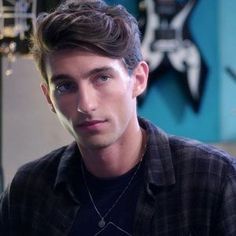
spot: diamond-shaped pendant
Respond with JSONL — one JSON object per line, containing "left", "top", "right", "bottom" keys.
{"left": 98, "top": 219, "right": 106, "bottom": 228}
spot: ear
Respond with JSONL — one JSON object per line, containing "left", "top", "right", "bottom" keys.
{"left": 40, "top": 83, "right": 56, "bottom": 113}
{"left": 132, "top": 61, "right": 149, "bottom": 98}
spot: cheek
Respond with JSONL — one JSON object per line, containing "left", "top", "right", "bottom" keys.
{"left": 105, "top": 87, "right": 135, "bottom": 117}
{"left": 50, "top": 94, "right": 77, "bottom": 116}
{"left": 105, "top": 79, "right": 133, "bottom": 103}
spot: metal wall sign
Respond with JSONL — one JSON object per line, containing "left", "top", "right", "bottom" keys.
{"left": 138, "top": 0, "right": 208, "bottom": 112}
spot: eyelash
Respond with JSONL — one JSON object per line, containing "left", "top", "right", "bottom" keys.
{"left": 54, "top": 74, "right": 112, "bottom": 94}
{"left": 95, "top": 75, "right": 111, "bottom": 84}
{"left": 55, "top": 81, "right": 77, "bottom": 94}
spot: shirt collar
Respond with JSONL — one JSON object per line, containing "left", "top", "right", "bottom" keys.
{"left": 53, "top": 118, "right": 176, "bottom": 196}
{"left": 139, "top": 117, "right": 176, "bottom": 187}
{"left": 54, "top": 142, "right": 81, "bottom": 192}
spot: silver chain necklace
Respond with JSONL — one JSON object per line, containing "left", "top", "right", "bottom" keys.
{"left": 81, "top": 158, "right": 143, "bottom": 228}
{"left": 81, "top": 133, "right": 146, "bottom": 229}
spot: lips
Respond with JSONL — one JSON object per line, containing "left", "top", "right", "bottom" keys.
{"left": 77, "top": 119, "right": 107, "bottom": 131}
{"left": 78, "top": 120, "right": 104, "bottom": 127}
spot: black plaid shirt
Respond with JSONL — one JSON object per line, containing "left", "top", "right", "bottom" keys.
{"left": 1, "top": 118, "right": 236, "bottom": 235}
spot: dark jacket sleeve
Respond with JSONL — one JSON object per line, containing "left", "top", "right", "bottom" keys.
{"left": 213, "top": 160, "right": 236, "bottom": 235}
{"left": 0, "top": 185, "right": 15, "bottom": 235}
{"left": 0, "top": 169, "right": 31, "bottom": 236}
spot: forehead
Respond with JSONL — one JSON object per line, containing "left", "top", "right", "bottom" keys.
{"left": 45, "top": 49, "right": 128, "bottom": 82}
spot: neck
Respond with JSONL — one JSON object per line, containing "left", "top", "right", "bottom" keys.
{"left": 79, "top": 125, "right": 146, "bottom": 178}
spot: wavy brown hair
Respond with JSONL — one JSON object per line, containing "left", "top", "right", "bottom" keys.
{"left": 31, "top": 0, "right": 143, "bottom": 83}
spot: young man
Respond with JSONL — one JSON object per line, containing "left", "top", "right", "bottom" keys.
{"left": 0, "top": 0, "right": 236, "bottom": 235}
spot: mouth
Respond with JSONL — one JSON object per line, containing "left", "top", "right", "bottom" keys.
{"left": 77, "top": 119, "right": 107, "bottom": 131}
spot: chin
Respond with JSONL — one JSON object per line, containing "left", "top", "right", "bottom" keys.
{"left": 77, "top": 136, "right": 112, "bottom": 150}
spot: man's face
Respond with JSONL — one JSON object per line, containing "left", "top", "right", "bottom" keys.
{"left": 42, "top": 49, "right": 148, "bottom": 150}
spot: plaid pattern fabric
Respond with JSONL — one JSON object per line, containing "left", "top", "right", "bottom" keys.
{"left": 135, "top": 119, "right": 236, "bottom": 236}
{"left": 0, "top": 117, "right": 236, "bottom": 235}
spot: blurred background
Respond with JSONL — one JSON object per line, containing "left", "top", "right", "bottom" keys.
{"left": 1, "top": 0, "right": 236, "bottom": 192}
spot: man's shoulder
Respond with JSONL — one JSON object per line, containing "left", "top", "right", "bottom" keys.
{"left": 169, "top": 134, "right": 234, "bottom": 159}
{"left": 142, "top": 118, "right": 236, "bottom": 176}
{"left": 141, "top": 117, "right": 236, "bottom": 173}
{"left": 11, "top": 142, "right": 76, "bottom": 189}
{"left": 142, "top": 118, "right": 235, "bottom": 161}
{"left": 169, "top": 135, "right": 236, "bottom": 175}
{"left": 17, "top": 144, "right": 69, "bottom": 174}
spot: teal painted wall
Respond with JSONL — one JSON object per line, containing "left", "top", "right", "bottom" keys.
{"left": 106, "top": 0, "right": 236, "bottom": 142}
{"left": 219, "top": 0, "right": 236, "bottom": 141}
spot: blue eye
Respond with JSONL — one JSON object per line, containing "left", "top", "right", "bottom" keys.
{"left": 55, "top": 82, "right": 77, "bottom": 94}
{"left": 99, "top": 76, "right": 110, "bottom": 81}
{"left": 96, "top": 75, "right": 111, "bottom": 85}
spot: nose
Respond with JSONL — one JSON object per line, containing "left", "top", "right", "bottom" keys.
{"left": 77, "top": 87, "right": 97, "bottom": 114}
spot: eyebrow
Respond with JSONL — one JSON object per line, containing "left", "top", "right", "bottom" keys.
{"left": 82, "top": 66, "right": 115, "bottom": 78}
{"left": 50, "top": 74, "right": 73, "bottom": 84}
{"left": 50, "top": 66, "right": 115, "bottom": 84}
